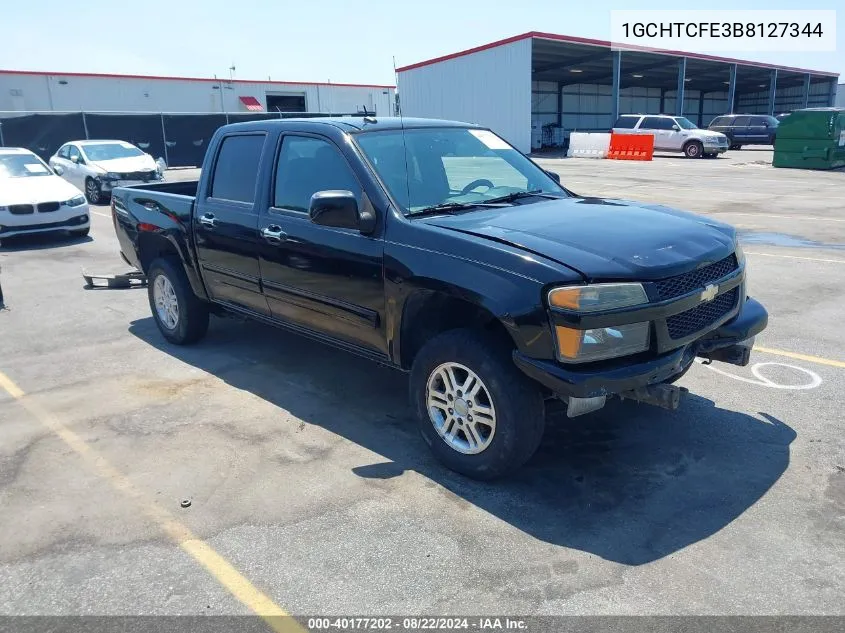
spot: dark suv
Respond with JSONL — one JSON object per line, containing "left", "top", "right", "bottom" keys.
{"left": 708, "top": 114, "right": 779, "bottom": 149}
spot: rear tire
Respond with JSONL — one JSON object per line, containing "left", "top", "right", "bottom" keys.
{"left": 684, "top": 141, "right": 703, "bottom": 159}
{"left": 147, "top": 257, "right": 209, "bottom": 345}
{"left": 729, "top": 144, "right": 742, "bottom": 150}
{"left": 410, "top": 329, "right": 545, "bottom": 480}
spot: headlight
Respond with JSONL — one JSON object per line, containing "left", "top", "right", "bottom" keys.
{"left": 548, "top": 283, "right": 651, "bottom": 362}
{"left": 548, "top": 283, "right": 647, "bottom": 312}
{"left": 735, "top": 242, "right": 745, "bottom": 268}
{"left": 61, "top": 195, "right": 86, "bottom": 207}
{"left": 554, "top": 322, "right": 651, "bottom": 363}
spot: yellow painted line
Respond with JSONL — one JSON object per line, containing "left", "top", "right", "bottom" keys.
{"left": 0, "top": 370, "right": 304, "bottom": 633}
{"left": 755, "top": 347, "right": 845, "bottom": 369}
{"left": 744, "top": 251, "right": 845, "bottom": 264}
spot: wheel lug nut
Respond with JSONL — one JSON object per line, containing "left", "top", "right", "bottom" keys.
{"left": 447, "top": 394, "right": 453, "bottom": 401}
{"left": 457, "top": 391, "right": 463, "bottom": 397}
{"left": 448, "top": 408, "right": 453, "bottom": 414}
{"left": 467, "top": 415, "right": 473, "bottom": 422}
{"left": 467, "top": 401, "right": 473, "bottom": 407}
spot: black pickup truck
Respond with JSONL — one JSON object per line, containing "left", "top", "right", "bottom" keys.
{"left": 111, "top": 117, "right": 767, "bottom": 479}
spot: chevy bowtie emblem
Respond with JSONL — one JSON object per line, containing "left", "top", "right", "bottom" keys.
{"left": 700, "top": 284, "right": 719, "bottom": 302}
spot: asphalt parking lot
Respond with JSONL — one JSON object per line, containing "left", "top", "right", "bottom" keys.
{"left": 1, "top": 149, "right": 843, "bottom": 619}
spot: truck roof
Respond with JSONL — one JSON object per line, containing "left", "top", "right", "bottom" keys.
{"left": 221, "top": 116, "right": 481, "bottom": 133}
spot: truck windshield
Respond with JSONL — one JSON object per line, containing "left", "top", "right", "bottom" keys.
{"left": 82, "top": 143, "right": 144, "bottom": 161}
{"left": 355, "top": 127, "right": 566, "bottom": 215}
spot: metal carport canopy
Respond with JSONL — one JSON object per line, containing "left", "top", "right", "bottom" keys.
{"left": 529, "top": 32, "right": 837, "bottom": 93}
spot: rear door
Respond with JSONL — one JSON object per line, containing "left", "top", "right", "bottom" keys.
{"left": 257, "top": 132, "right": 387, "bottom": 355}
{"left": 193, "top": 132, "right": 270, "bottom": 315}
{"left": 731, "top": 116, "right": 752, "bottom": 143}
{"left": 709, "top": 116, "right": 734, "bottom": 136}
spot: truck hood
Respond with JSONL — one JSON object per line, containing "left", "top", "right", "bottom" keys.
{"left": 90, "top": 155, "right": 157, "bottom": 173}
{"left": 420, "top": 197, "right": 737, "bottom": 281}
{"left": 0, "top": 174, "right": 83, "bottom": 206}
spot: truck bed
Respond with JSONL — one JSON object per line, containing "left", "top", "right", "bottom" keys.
{"left": 122, "top": 179, "right": 199, "bottom": 197}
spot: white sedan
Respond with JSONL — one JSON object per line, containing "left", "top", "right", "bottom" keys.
{"left": 0, "top": 148, "right": 90, "bottom": 240}
{"left": 49, "top": 140, "right": 163, "bottom": 204}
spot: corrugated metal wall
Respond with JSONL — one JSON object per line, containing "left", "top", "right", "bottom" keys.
{"left": 837, "top": 84, "right": 845, "bottom": 108}
{"left": 398, "top": 39, "right": 533, "bottom": 152}
{"left": 736, "top": 81, "right": 831, "bottom": 114}
{"left": 537, "top": 83, "right": 731, "bottom": 132}
{"left": 0, "top": 73, "right": 395, "bottom": 116}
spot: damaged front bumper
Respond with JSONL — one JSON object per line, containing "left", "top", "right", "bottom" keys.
{"left": 513, "top": 296, "right": 768, "bottom": 415}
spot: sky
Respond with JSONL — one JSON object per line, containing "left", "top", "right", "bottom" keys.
{"left": 1, "top": 0, "right": 841, "bottom": 85}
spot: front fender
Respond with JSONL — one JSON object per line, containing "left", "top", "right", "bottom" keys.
{"left": 385, "top": 243, "right": 559, "bottom": 364}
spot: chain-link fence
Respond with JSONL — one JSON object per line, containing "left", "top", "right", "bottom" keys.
{"left": 0, "top": 110, "right": 362, "bottom": 168}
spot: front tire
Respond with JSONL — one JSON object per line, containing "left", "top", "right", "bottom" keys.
{"left": 684, "top": 141, "right": 703, "bottom": 158}
{"left": 85, "top": 178, "right": 102, "bottom": 205}
{"left": 410, "top": 329, "right": 545, "bottom": 480}
{"left": 147, "top": 257, "right": 209, "bottom": 345}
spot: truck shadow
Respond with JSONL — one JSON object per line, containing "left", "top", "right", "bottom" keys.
{"left": 129, "top": 316, "right": 795, "bottom": 566}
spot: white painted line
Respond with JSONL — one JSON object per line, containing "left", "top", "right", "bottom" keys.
{"left": 90, "top": 210, "right": 110, "bottom": 218}
{"left": 714, "top": 212, "right": 845, "bottom": 223}
{"left": 745, "top": 251, "right": 845, "bottom": 264}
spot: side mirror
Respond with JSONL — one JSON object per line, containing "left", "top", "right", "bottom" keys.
{"left": 545, "top": 170, "right": 561, "bottom": 184}
{"left": 309, "top": 190, "right": 371, "bottom": 232}
{"left": 70, "top": 155, "right": 79, "bottom": 164}
{"left": 672, "top": 125, "right": 680, "bottom": 131}
{"left": 53, "top": 164, "right": 64, "bottom": 176}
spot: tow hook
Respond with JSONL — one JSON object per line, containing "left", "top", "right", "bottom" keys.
{"left": 619, "top": 383, "right": 688, "bottom": 411}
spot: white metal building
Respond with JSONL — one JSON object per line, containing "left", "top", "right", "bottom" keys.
{"left": 397, "top": 32, "right": 839, "bottom": 153}
{"left": 0, "top": 70, "right": 396, "bottom": 116}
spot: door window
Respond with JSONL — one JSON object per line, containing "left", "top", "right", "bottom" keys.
{"left": 613, "top": 116, "right": 640, "bottom": 129}
{"left": 209, "top": 134, "right": 266, "bottom": 204}
{"left": 732, "top": 116, "right": 751, "bottom": 126}
{"left": 57, "top": 145, "right": 70, "bottom": 159}
{"left": 273, "top": 136, "right": 361, "bottom": 212}
{"left": 641, "top": 117, "right": 674, "bottom": 130}
{"left": 710, "top": 116, "right": 734, "bottom": 127}
{"left": 750, "top": 116, "right": 769, "bottom": 126}
{"left": 68, "top": 146, "right": 81, "bottom": 163}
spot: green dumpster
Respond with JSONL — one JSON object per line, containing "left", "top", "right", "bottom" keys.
{"left": 772, "top": 107, "right": 845, "bottom": 170}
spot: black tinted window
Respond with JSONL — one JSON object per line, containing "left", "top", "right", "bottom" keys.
{"left": 274, "top": 136, "right": 361, "bottom": 212}
{"left": 732, "top": 116, "right": 751, "bottom": 126}
{"left": 614, "top": 117, "right": 639, "bottom": 129}
{"left": 210, "top": 134, "right": 265, "bottom": 203}
{"left": 751, "top": 116, "right": 773, "bottom": 126}
{"left": 710, "top": 116, "right": 733, "bottom": 127}
{"left": 641, "top": 117, "right": 674, "bottom": 130}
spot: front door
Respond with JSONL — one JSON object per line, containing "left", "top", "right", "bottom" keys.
{"left": 65, "top": 145, "right": 85, "bottom": 189}
{"left": 731, "top": 116, "right": 752, "bottom": 143}
{"left": 193, "top": 132, "right": 270, "bottom": 315}
{"left": 258, "top": 133, "right": 386, "bottom": 355}
{"left": 639, "top": 116, "right": 675, "bottom": 150}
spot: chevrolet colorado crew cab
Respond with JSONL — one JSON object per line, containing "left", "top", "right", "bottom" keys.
{"left": 111, "top": 117, "right": 768, "bottom": 480}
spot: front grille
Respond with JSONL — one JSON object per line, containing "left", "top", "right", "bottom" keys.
{"left": 654, "top": 255, "right": 738, "bottom": 301}
{"left": 37, "top": 201, "right": 60, "bottom": 213}
{"left": 120, "top": 170, "right": 156, "bottom": 181}
{"left": 666, "top": 288, "right": 739, "bottom": 340}
{"left": 8, "top": 204, "right": 34, "bottom": 215}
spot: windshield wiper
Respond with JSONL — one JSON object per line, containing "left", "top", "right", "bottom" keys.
{"left": 482, "top": 190, "right": 565, "bottom": 204}
{"left": 409, "top": 201, "right": 507, "bottom": 218}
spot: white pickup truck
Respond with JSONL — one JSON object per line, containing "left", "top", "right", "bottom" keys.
{"left": 613, "top": 114, "right": 729, "bottom": 158}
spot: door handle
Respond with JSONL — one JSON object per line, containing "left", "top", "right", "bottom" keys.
{"left": 261, "top": 225, "right": 287, "bottom": 243}
{"left": 199, "top": 213, "right": 216, "bottom": 228}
